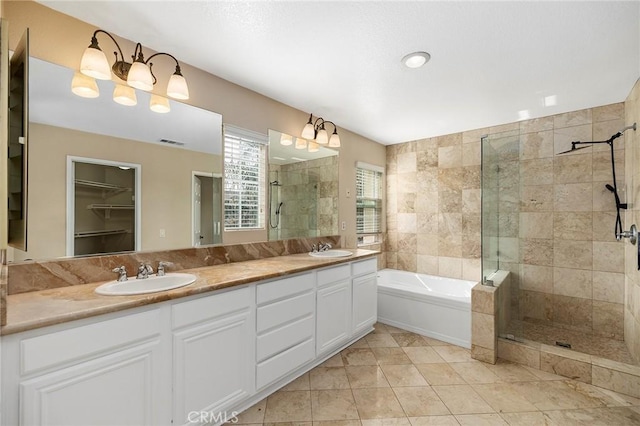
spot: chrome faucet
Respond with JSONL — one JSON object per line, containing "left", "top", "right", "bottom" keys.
{"left": 318, "top": 242, "right": 332, "bottom": 252}
{"left": 157, "top": 261, "right": 173, "bottom": 276}
{"left": 112, "top": 266, "right": 127, "bottom": 282}
{"left": 137, "top": 263, "right": 154, "bottom": 279}
{"left": 311, "top": 244, "right": 318, "bottom": 253}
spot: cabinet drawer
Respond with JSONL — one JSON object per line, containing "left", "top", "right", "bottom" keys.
{"left": 257, "top": 291, "right": 314, "bottom": 333}
{"left": 257, "top": 272, "right": 314, "bottom": 305}
{"left": 256, "top": 315, "right": 314, "bottom": 362}
{"left": 317, "top": 264, "right": 350, "bottom": 288}
{"left": 256, "top": 338, "right": 315, "bottom": 390}
{"left": 21, "top": 309, "right": 161, "bottom": 375}
{"left": 172, "top": 286, "right": 251, "bottom": 330}
{"left": 352, "top": 258, "right": 377, "bottom": 277}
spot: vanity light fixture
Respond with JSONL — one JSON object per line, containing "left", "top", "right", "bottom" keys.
{"left": 401, "top": 51, "right": 431, "bottom": 69}
{"left": 79, "top": 29, "right": 190, "bottom": 100}
{"left": 301, "top": 113, "right": 341, "bottom": 148}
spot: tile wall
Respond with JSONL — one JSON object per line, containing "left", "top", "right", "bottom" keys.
{"left": 624, "top": 78, "right": 640, "bottom": 362}
{"left": 269, "top": 156, "right": 339, "bottom": 241}
{"left": 385, "top": 102, "right": 627, "bottom": 341}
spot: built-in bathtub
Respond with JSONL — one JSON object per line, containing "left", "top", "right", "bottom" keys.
{"left": 377, "top": 269, "right": 476, "bottom": 348}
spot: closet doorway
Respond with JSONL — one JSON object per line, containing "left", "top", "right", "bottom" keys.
{"left": 192, "top": 172, "right": 222, "bottom": 246}
{"left": 66, "top": 156, "right": 141, "bottom": 256}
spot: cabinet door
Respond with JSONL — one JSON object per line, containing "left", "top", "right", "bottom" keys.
{"left": 352, "top": 273, "right": 378, "bottom": 334}
{"left": 20, "top": 340, "right": 167, "bottom": 426}
{"left": 172, "top": 309, "right": 253, "bottom": 426}
{"left": 316, "top": 280, "right": 352, "bottom": 354}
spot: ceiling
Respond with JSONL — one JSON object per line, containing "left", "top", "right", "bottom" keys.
{"left": 39, "top": 1, "right": 640, "bottom": 145}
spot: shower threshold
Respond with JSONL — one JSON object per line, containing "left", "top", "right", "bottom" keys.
{"left": 505, "top": 320, "right": 638, "bottom": 366}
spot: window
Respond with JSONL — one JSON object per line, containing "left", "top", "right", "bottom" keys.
{"left": 356, "top": 162, "right": 384, "bottom": 246}
{"left": 223, "top": 125, "right": 267, "bottom": 230}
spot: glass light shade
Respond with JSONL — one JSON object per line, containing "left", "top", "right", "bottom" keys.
{"left": 127, "top": 61, "right": 154, "bottom": 91}
{"left": 113, "top": 84, "right": 137, "bottom": 106}
{"left": 71, "top": 72, "right": 99, "bottom": 98}
{"left": 280, "top": 134, "right": 293, "bottom": 146}
{"left": 80, "top": 47, "right": 112, "bottom": 80}
{"left": 166, "top": 73, "right": 189, "bottom": 100}
{"left": 295, "top": 138, "right": 307, "bottom": 150}
{"left": 301, "top": 122, "right": 315, "bottom": 140}
{"left": 329, "top": 132, "right": 341, "bottom": 148}
{"left": 316, "top": 128, "right": 329, "bottom": 145}
{"left": 308, "top": 141, "right": 319, "bottom": 152}
{"left": 150, "top": 94, "right": 170, "bottom": 113}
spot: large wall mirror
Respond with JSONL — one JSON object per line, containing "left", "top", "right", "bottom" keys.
{"left": 267, "top": 130, "right": 339, "bottom": 241}
{"left": 8, "top": 57, "right": 223, "bottom": 262}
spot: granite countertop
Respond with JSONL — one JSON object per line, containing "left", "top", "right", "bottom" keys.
{"left": 1, "top": 249, "right": 379, "bottom": 336}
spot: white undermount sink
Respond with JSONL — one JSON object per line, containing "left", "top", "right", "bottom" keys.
{"left": 309, "top": 249, "right": 353, "bottom": 258}
{"left": 95, "top": 273, "right": 197, "bottom": 296}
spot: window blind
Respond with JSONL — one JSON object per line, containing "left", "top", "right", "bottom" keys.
{"left": 356, "top": 164, "right": 383, "bottom": 237}
{"left": 223, "top": 125, "right": 267, "bottom": 230}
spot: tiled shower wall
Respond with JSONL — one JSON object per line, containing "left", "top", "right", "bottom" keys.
{"left": 624, "top": 78, "right": 640, "bottom": 362}
{"left": 268, "top": 156, "right": 339, "bottom": 240}
{"left": 385, "top": 102, "right": 627, "bottom": 340}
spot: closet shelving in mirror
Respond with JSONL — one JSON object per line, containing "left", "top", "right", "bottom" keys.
{"left": 86, "top": 204, "right": 135, "bottom": 220}
{"left": 75, "top": 179, "right": 131, "bottom": 199}
{"left": 74, "top": 229, "right": 129, "bottom": 238}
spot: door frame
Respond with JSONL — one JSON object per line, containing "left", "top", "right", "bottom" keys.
{"left": 66, "top": 156, "right": 142, "bottom": 256}
{"left": 191, "top": 171, "right": 222, "bottom": 247}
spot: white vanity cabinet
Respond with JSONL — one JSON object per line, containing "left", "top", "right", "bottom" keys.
{"left": 171, "top": 285, "right": 255, "bottom": 426}
{"left": 351, "top": 258, "right": 378, "bottom": 335}
{"left": 316, "top": 263, "right": 353, "bottom": 354}
{"left": 255, "top": 272, "right": 315, "bottom": 390}
{"left": 1, "top": 308, "right": 172, "bottom": 426}
{"left": 1, "top": 255, "right": 379, "bottom": 426}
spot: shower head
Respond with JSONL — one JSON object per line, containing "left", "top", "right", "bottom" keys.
{"left": 605, "top": 184, "right": 615, "bottom": 193}
{"left": 270, "top": 180, "right": 282, "bottom": 186}
{"left": 556, "top": 144, "right": 591, "bottom": 155}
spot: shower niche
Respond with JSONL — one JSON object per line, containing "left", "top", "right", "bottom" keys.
{"left": 68, "top": 158, "right": 140, "bottom": 256}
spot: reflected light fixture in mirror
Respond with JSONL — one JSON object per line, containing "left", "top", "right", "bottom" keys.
{"left": 308, "top": 140, "right": 319, "bottom": 152}
{"left": 150, "top": 94, "right": 170, "bottom": 113}
{"left": 113, "top": 84, "right": 137, "bottom": 106}
{"left": 301, "top": 113, "right": 341, "bottom": 147}
{"left": 280, "top": 133, "right": 293, "bottom": 146}
{"left": 71, "top": 72, "right": 99, "bottom": 98}
{"left": 295, "top": 137, "right": 307, "bottom": 149}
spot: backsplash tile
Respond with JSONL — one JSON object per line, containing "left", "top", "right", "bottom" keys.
{"left": 7, "top": 236, "right": 341, "bottom": 295}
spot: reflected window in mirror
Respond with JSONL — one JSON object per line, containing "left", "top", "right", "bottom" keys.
{"left": 356, "top": 162, "right": 383, "bottom": 246}
{"left": 223, "top": 125, "right": 267, "bottom": 230}
{"left": 268, "top": 130, "right": 339, "bottom": 241}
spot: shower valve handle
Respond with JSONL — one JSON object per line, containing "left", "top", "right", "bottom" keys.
{"left": 617, "top": 224, "right": 637, "bottom": 245}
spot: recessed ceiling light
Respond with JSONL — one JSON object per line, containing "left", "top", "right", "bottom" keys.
{"left": 402, "top": 51, "right": 431, "bottom": 69}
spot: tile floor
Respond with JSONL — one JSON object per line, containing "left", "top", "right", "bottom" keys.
{"left": 232, "top": 323, "right": 640, "bottom": 425}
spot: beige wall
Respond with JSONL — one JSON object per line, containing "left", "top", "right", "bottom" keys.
{"left": 624, "top": 77, "right": 640, "bottom": 363}
{"left": 3, "top": 0, "right": 386, "bottom": 249}
{"left": 9, "top": 123, "right": 221, "bottom": 261}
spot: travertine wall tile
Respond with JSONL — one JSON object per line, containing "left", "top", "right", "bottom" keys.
{"left": 540, "top": 352, "right": 592, "bottom": 384}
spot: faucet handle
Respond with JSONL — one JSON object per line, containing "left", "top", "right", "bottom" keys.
{"left": 157, "top": 261, "right": 173, "bottom": 276}
{"left": 112, "top": 266, "right": 127, "bottom": 282}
